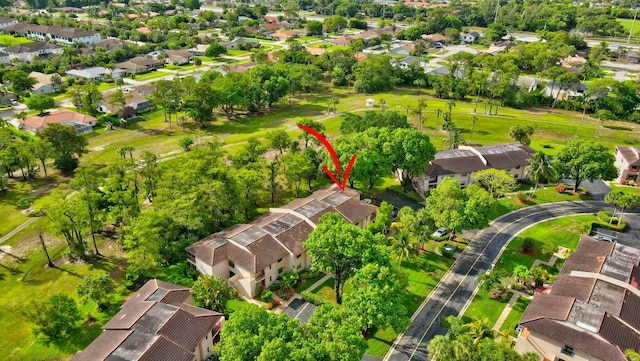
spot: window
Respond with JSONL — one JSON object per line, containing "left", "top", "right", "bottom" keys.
{"left": 514, "top": 174, "right": 519, "bottom": 178}
{"left": 228, "top": 260, "right": 235, "bottom": 268}
{"left": 207, "top": 347, "right": 210, "bottom": 353}
{"left": 561, "top": 345, "right": 575, "bottom": 356}
{"left": 270, "top": 276, "right": 272, "bottom": 281}
{"left": 278, "top": 267, "right": 284, "bottom": 274}
{"left": 296, "top": 254, "right": 302, "bottom": 259}
{"left": 460, "top": 182, "right": 466, "bottom": 187}
{"left": 269, "top": 265, "right": 271, "bottom": 270}
{"left": 515, "top": 166, "right": 521, "bottom": 169}
{"left": 278, "top": 258, "right": 283, "bottom": 263}
{"left": 461, "top": 172, "right": 467, "bottom": 177}
{"left": 296, "top": 264, "right": 302, "bottom": 269}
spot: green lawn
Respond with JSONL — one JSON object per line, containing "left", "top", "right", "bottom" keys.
{"left": 610, "top": 183, "right": 640, "bottom": 195}
{"left": 500, "top": 297, "right": 531, "bottom": 336}
{"left": 164, "top": 63, "right": 198, "bottom": 71}
{"left": 133, "top": 70, "right": 173, "bottom": 81}
{"left": 295, "top": 273, "right": 325, "bottom": 293}
{"left": 489, "top": 186, "right": 592, "bottom": 220}
{"left": 618, "top": 18, "right": 636, "bottom": 32}
{"left": 226, "top": 49, "right": 251, "bottom": 57}
{"left": 0, "top": 237, "right": 127, "bottom": 361}
{"left": 0, "top": 34, "right": 32, "bottom": 46}
{"left": 462, "top": 288, "right": 510, "bottom": 326}
{"left": 308, "top": 251, "right": 454, "bottom": 357}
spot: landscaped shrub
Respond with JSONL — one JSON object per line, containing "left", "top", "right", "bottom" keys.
{"left": 555, "top": 184, "right": 567, "bottom": 193}
{"left": 261, "top": 291, "right": 273, "bottom": 303}
{"left": 521, "top": 238, "right": 535, "bottom": 252}
{"left": 301, "top": 291, "right": 329, "bottom": 306}
{"left": 265, "top": 302, "right": 273, "bottom": 310}
{"left": 268, "top": 283, "right": 280, "bottom": 292}
{"left": 516, "top": 192, "right": 528, "bottom": 203}
{"left": 15, "top": 197, "right": 33, "bottom": 209}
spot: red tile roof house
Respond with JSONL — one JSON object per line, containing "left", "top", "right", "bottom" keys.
{"left": 19, "top": 109, "right": 96, "bottom": 134}
{"left": 614, "top": 145, "right": 640, "bottom": 183}
{"left": 515, "top": 235, "right": 640, "bottom": 361}
{"left": 186, "top": 184, "right": 377, "bottom": 297}
{"left": 71, "top": 279, "right": 224, "bottom": 361}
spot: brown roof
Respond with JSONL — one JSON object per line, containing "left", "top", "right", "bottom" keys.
{"left": 550, "top": 275, "right": 597, "bottom": 302}
{"left": 246, "top": 234, "right": 289, "bottom": 272}
{"left": 276, "top": 221, "right": 314, "bottom": 255}
{"left": 620, "top": 290, "right": 640, "bottom": 330}
{"left": 262, "top": 22, "right": 282, "bottom": 30}
{"left": 521, "top": 294, "right": 574, "bottom": 324}
{"left": 422, "top": 33, "right": 446, "bottom": 42}
{"left": 426, "top": 152, "right": 487, "bottom": 176}
{"left": 306, "top": 47, "right": 326, "bottom": 56}
{"left": 136, "top": 27, "right": 151, "bottom": 34}
{"left": 331, "top": 36, "right": 351, "bottom": 45}
{"left": 600, "top": 313, "right": 640, "bottom": 354}
{"left": 522, "top": 318, "right": 627, "bottom": 361}
{"left": 335, "top": 198, "right": 377, "bottom": 224}
{"left": 617, "top": 145, "right": 640, "bottom": 166}
{"left": 272, "top": 30, "right": 298, "bottom": 39}
{"left": 166, "top": 50, "right": 192, "bottom": 58}
{"left": 426, "top": 143, "right": 536, "bottom": 177}
{"left": 70, "top": 329, "right": 133, "bottom": 361}
{"left": 21, "top": 109, "right": 96, "bottom": 130}
{"left": 138, "top": 336, "right": 193, "bottom": 361}
{"left": 158, "top": 308, "right": 221, "bottom": 351}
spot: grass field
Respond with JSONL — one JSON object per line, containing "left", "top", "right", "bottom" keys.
{"left": 308, "top": 251, "right": 454, "bottom": 357}
{"left": 488, "top": 186, "right": 592, "bottom": 219}
{"left": 133, "top": 70, "right": 173, "bottom": 81}
{"left": 500, "top": 297, "right": 530, "bottom": 335}
{"left": 618, "top": 18, "right": 637, "bottom": 32}
{"left": 0, "top": 34, "right": 32, "bottom": 46}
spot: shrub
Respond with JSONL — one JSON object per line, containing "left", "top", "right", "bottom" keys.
{"left": 621, "top": 178, "right": 627, "bottom": 185}
{"left": 15, "top": 197, "right": 33, "bottom": 209}
{"left": 301, "top": 291, "right": 329, "bottom": 306}
{"left": 261, "top": 291, "right": 273, "bottom": 303}
{"left": 268, "top": 283, "right": 280, "bottom": 292}
{"left": 521, "top": 238, "right": 535, "bottom": 252}
{"left": 265, "top": 302, "right": 273, "bottom": 310}
{"left": 555, "top": 184, "right": 567, "bottom": 193}
{"left": 516, "top": 192, "right": 528, "bottom": 203}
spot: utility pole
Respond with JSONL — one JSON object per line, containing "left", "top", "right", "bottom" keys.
{"left": 628, "top": 8, "right": 639, "bottom": 45}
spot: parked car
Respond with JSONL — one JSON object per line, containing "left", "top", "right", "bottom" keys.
{"left": 443, "top": 244, "right": 457, "bottom": 253}
{"left": 391, "top": 206, "right": 399, "bottom": 218}
{"left": 9, "top": 98, "right": 18, "bottom": 106}
{"left": 432, "top": 228, "right": 449, "bottom": 238}
{"left": 591, "top": 233, "right": 614, "bottom": 242}
{"left": 362, "top": 198, "right": 372, "bottom": 204}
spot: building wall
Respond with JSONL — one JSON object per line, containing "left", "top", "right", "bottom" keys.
{"left": 419, "top": 165, "right": 528, "bottom": 191}
{"left": 32, "top": 85, "right": 53, "bottom": 94}
{"left": 614, "top": 149, "right": 634, "bottom": 182}
{"left": 193, "top": 257, "right": 214, "bottom": 276}
{"left": 516, "top": 330, "right": 605, "bottom": 361}
{"left": 194, "top": 323, "right": 221, "bottom": 361}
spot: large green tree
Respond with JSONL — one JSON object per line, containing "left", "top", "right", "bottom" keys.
{"left": 472, "top": 169, "right": 516, "bottom": 199}
{"left": 71, "top": 82, "right": 103, "bottom": 116}
{"left": 22, "top": 294, "right": 82, "bottom": 341}
{"left": 38, "top": 123, "right": 88, "bottom": 172}
{"left": 25, "top": 94, "right": 55, "bottom": 115}
{"left": 304, "top": 212, "right": 386, "bottom": 304}
{"left": 554, "top": 139, "right": 617, "bottom": 190}
{"left": 508, "top": 124, "right": 534, "bottom": 145}
{"left": 76, "top": 272, "right": 116, "bottom": 311}
{"left": 386, "top": 128, "right": 436, "bottom": 192}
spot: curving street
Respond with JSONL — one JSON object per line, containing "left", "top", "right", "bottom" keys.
{"left": 384, "top": 201, "right": 639, "bottom": 361}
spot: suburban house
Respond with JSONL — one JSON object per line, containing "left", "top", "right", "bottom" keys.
{"left": 133, "top": 84, "right": 157, "bottom": 97}
{"left": 392, "top": 55, "right": 424, "bottom": 69}
{"left": 66, "top": 66, "right": 125, "bottom": 81}
{"left": 19, "top": 109, "right": 97, "bottom": 134}
{"left": 165, "top": 50, "right": 194, "bottom": 65}
{"left": 186, "top": 185, "right": 378, "bottom": 297}
{"left": 98, "top": 90, "right": 154, "bottom": 116}
{"left": 421, "top": 33, "right": 447, "bottom": 44}
{"left": 0, "top": 17, "right": 18, "bottom": 29}
{"left": 614, "top": 145, "right": 640, "bottom": 183}
{"left": 220, "top": 37, "right": 259, "bottom": 50}
{"left": 515, "top": 236, "right": 640, "bottom": 361}
{"left": 4, "top": 24, "right": 100, "bottom": 45}
{"left": 71, "top": 279, "right": 224, "bottom": 361}
{"left": 94, "top": 38, "right": 126, "bottom": 51}
{"left": 628, "top": 50, "right": 640, "bottom": 64}
{"left": 2, "top": 41, "right": 62, "bottom": 62}
{"left": 461, "top": 31, "right": 480, "bottom": 44}
{"left": 390, "top": 43, "right": 416, "bottom": 56}
{"left": 542, "top": 81, "right": 588, "bottom": 101}
{"left": 0, "top": 50, "right": 9, "bottom": 64}
{"left": 29, "top": 71, "right": 56, "bottom": 94}
{"left": 415, "top": 143, "right": 536, "bottom": 191}
{"left": 117, "top": 57, "right": 163, "bottom": 74}
{"left": 270, "top": 30, "right": 298, "bottom": 41}
{"left": 330, "top": 36, "right": 352, "bottom": 46}
{"left": 189, "top": 44, "right": 209, "bottom": 56}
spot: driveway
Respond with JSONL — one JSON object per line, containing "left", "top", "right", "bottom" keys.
{"left": 384, "top": 201, "right": 636, "bottom": 361}
{"left": 561, "top": 179, "right": 610, "bottom": 201}
{"left": 374, "top": 190, "right": 423, "bottom": 211}
{"left": 283, "top": 297, "right": 316, "bottom": 324}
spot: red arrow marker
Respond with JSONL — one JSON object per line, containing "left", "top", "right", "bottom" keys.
{"left": 298, "top": 124, "right": 357, "bottom": 191}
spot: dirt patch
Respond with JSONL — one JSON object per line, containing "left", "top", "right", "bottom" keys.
{"left": 518, "top": 249, "right": 535, "bottom": 256}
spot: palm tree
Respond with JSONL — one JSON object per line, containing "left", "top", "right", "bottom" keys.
{"left": 378, "top": 98, "right": 388, "bottom": 113}
{"left": 412, "top": 99, "right": 427, "bottom": 131}
{"left": 465, "top": 317, "right": 495, "bottom": 345}
{"left": 443, "top": 129, "right": 466, "bottom": 149}
{"left": 469, "top": 115, "right": 478, "bottom": 142}
{"left": 390, "top": 231, "right": 418, "bottom": 271}
{"left": 427, "top": 335, "right": 455, "bottom": 361}
{"left": 116, "top": 147, "right": 127, "bottom": 159}
{"left": 525, "top": 151, "right": 556, "bottom": 198}
{"left": 618, "top": 194, "right": 640, "bottom": 225}
{"left": 604, "top": 191, "right": 623, "bottom": 223}
{"left": 414, "top": 78, "right": 426, "bottom": 93}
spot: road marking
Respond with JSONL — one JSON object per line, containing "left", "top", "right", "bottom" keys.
{"left": 291, "top": 301, "right": 312, "bottom": 320}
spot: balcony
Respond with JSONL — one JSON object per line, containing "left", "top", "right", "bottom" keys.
{"left": 254, "top": 270, "right": 266, "bottom": 282}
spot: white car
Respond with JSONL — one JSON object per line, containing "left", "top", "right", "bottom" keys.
{"left": 432, "top": 228, "right": 449, "bottom": 238}
{"left": 591, "top": 234, "right": 614, "bottom": 242}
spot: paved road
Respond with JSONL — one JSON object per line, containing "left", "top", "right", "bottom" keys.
{"left": 0, "top": 217, "right": 38, "bottom": 245}
{"left": 384, "top": 201, "right": 638, "bottom": 361}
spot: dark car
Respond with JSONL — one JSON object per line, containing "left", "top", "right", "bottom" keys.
{"left": 443, "top": 244, "right": 457, "bottom": 253}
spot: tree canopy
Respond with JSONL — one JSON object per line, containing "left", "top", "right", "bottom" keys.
{"left": 554, "top": 139, "right": 617, "bottom": 190}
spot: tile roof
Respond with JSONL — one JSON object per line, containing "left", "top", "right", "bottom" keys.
{"left": 520, "top": 294, "right": 574, "bottom": 324}
{"left": 72, "top": 279, "right": 223, "bottom": 361}
{"left": 617, "top": 145, "right": 640, "bottom": 166}
{"left": 21, "top": 109, "right": 96, "bottom": 131}
{"left": 425, "top": 143, "right": 536, "bottom": 177}
{"left": 599, "top": 313, "right": 640, "bottom": 353}
{"left": 521, "top": 318, "right": 627, "bottom": 361}
{"left": 4, "top": 41, "right": 61, "bottom": 53}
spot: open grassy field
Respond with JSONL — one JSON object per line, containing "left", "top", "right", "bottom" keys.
{"left": 0, "top": 34, "right": 32, "bottom": 46}
{"left": 618, "top": 18, "right": 637, "bottom": 32}
{"left": 488, "top": 186, "right": 592, "bottom": 220}
{"left": 133, "top": 70, "right": 174, "bottom": 81}
{"left": 308, "top": 251, "right": 454, "bottom": 357}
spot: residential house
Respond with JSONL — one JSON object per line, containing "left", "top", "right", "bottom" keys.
{"left": 189, "top": 44, "right": 209, "bottom": 56}
{"left": 461, "top": 31, "right": 480, "bottom": 44}
{"left": 421, "top": 33, "right": 447, "bottom": 44}
{"left": 562, "top": 54, "right": 587, "bottom": 68}
{"left": 261, "top": 22, "right": 283, "bottom": 32}
{"left": 390, "top": 43, "right": 415, "bottom": 56}
{"left": 393, "top": 55, "right": 424, "bottom": 69}
{"left": 515, "top": 75, "right": 539, "bottom": 93}
{"left": 329, "top": 36, "right": 352, "bottom": 46}
{"left": 70, "top": 279, "right": 224, "bottom": 361}
{"left": 98, "top": 90, "right": 154, "bottom": 116}
{"left": 116, "top": 57, "right": 163, "bottom": 74}
{"left": 0, "top": 17, "right": 18, "bottom": 29}
{"left": 136, "top": 27, "right": 151, "bottom": 34}
{"left": 3, "top": 41, "right": 62, "bottom": 62}
{"left": 186, "top": 185, "right": 378, "bottom": 297}
{"left": 219, "top": 37, "right": 259, "bottom": 50}
{"left": 66, "top": 66, "right": 125, "bottom": 81}
{"left": 29, "top": 71, "right": 56, "bottom": 94}
{"left": 542, "top": 81, "right": 588, "bottom": 101}
{"left": 271, "top": 30, "right": 298, "bottom": 41}
{"left": 133, "top": 84, "right": 157, "bottom": 97}
{"left": 165, "top": 50, "right": 194, "bottom": 65}
{"left": 515, "top": 236, "right": 640, "bottom": 361}
{"left": 415, "top": 143, "right": 536, "bottom": 191}
{"left": 9, "top": 24, "right": 102, "bottom": 45}
{"left": 19, "top": 109, "right": 97, "bottom": 134}
{"left": 614, "top": 145, "right": 640, "bottom": 183}
{"left": 628, "top": 50, "right": 640, "bottom": 64}
{"left": 485, "top": 45, "right": 507, "bottom": 55}
{"left": 94, "top": 38, "right": 125, "bottom": 51}
{"left": 306, "top": 47, "right": 326, "bottom": 56}
{"left": 351, "top": 30, "right": 379, "bottom": 43}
